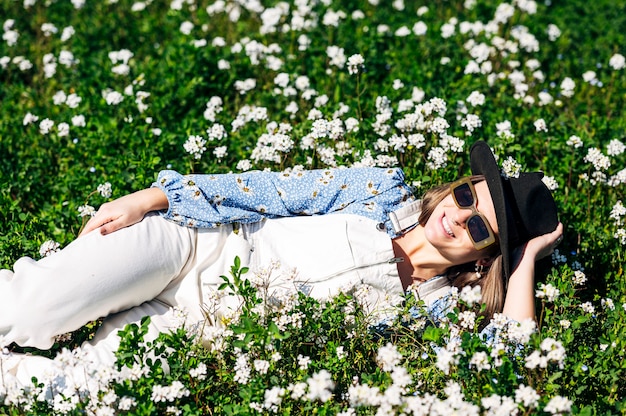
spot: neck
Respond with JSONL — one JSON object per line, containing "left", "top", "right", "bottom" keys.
{"left": 392, "top": 225, "right": 452, "bottom": 290}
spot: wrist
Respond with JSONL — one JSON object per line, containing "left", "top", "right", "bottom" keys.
{"left": 140, "top": 188, "right": 169, "bottom": 212}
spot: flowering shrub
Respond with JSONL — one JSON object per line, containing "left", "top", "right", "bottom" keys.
{"left": 1, "top": 0, "right": 625, "bottom": 414}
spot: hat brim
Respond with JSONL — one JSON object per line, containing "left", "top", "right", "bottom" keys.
{"left": 469, "top": 141, "right": 512, "bottom": 283}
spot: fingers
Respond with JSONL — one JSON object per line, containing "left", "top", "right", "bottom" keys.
{"left": 79, "top": 215, "right": 106, "bottom": 237}
{"left": 99, "top": 217, "right": 128, "bottom": 235}
{"left": 79, "top": 210, "right": 120, "bottom": 237}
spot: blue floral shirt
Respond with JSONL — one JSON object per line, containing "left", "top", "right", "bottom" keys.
{"left": 153, "top": 167, "right": 415, "bottom": 238}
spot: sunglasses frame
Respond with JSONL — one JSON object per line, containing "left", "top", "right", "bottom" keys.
{"left": 449, "top": 177, "right": 497, "bottom": 250}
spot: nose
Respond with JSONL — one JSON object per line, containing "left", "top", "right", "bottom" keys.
{"left": 454, "top": 206, "right": 474, "bottom": 227}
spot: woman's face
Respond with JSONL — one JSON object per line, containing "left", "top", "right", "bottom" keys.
{"left": 423, "top": 181, "right": 499, "bottom": 264}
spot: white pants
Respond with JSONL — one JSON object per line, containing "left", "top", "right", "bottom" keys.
{"left": 0, "top": 214, "right": 227, "bottom": 387}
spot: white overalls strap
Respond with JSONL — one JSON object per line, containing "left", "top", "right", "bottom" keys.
{"left": 388, "top": 200, "right": 422, "bottom": 234}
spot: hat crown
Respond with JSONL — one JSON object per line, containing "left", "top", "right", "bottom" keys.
{"left": 501, "top": 172, "right": 558, "bottom": 247}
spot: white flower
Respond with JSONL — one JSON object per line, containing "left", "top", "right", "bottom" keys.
{"left": 39, "top": 118, "right": 54, "bottom": 134}
{"left": 97, "top": 182, "right": 112, "bottom": 198}
{"left": 458, "top": 310, "right": 476, "bottom": 329}
{"left": 57, "top": 122, "right": 70, "bottom": 137}
{"left": 59, "top": 50, "right": 77, "bottom": 67}
{"left": 535, "top": 283, "right": 560, "bottom": 302}
{"left": 183, "top": 135, "right": 206, "bottom": 159}
{"left": 534, "top": 118, "right": 548, "bottom": 132}
{"left": 466, "top": 90, "right": 485, "bottom": 106}
{"left": 460, "top": 285, "right": 482, "bottom": 307}
{"left": 105, "top": 91, "right": 124, "bottom": 105}
{"left": 179, "top": 21, "right": 194, "bottom": 35}
{"left": 584, "top": 147, "right": 611, "bottom": 171}
{"left": 254, "top": 359, "right": 270, "bottom": 375}
{"left": 395, "top": 26, "right": 411, "bottom": 37}
{"left": 507, "top": 318, "right": 536, "bottom": 344}
{"left": 601, "top": 298, "right": 615, "bottom": 311}
{"left": 496, "top": 120, "right": 514, "bottom": 139}
{"left": 542, "top": 176, "right": 558, "bottom": 191}
{"left": 53, "top": 90, "right": 67, "bottom": 105}
{"left": 469, "top": 351, "right": 490, "bottom": 371}
{"left": 234, "top": 78, "right": 256, "bottom": 94}
{"left": 213, "top": 145, "right": 228, "bottom": 159}
{"left": 68, "top": 115, "right": 86, "bottom": 128}
{"left": 376, "top": 343, "right": 402, "bottom": 371}
{"left": 440, "top": 22, "right": 455, "bottom": 38}
{"left": 515, "top": 384, "right": 540, "bottom": 408}
{"left": 607, "top": 139, "right": 626, "bottom": 156}
{"left": 566, "top": 135, "right": 583, "bottom": 148}
{"left": 426, "top": 146, "right": 447, "bottom": 170}
{"left": 306, "top": 370, "right": 335, "bottom": 402}
{"left": 112, "top": 64, "right": 130, "bottom": 75}
{"left": 41, "top": 22, "right": 58, "bottom": 37}
{"left": 297, "top": 354, "right": 310, "bottom": 370}
{"left": 236, "top": 159, "right": 252, "bottom": 171}
{"left": 78, "top": 204, "right": 96, "bottom": 217}
{"left": 501, "top": 156, "right": 521, "bottom": 179}
{"left": 66, "top": 93, "right": 82, "bottom": 108}
{"left": 572, "top": 270, "right": 587, "bottom": 285}
{"left": 582, "top": 70, "right": 597, "bottom": 83}
{"left": 39, "top": 240, "right": 61, "bottom": 257}
{"left": 109, "top": 49, "right": 134, "bottom": 64}
{"left": 412, "top": 21, "right": 427, "bottom": 35}
{"left": 461, "top": 113, "right": 481, "bottom": 135}
{"left": 3, "top": 29, "right": 19, "bottom": 46}
{"left": 61, "top": 26, "right": 75, "bottom": 42}
{"left": 207, "top": 123, "right": 227, "bottom": 141}
{"left": 546, "top": 24, "right": 561, "bottom": 41}
{"left": 609, "top": 53, "right": 625, "bottom": 70}
{"left": 580, "top": 301, "right": 595, "bottom": 314}
{"left": 23, "top": 112, "right": 39, "bottom": 126}
{"left": 326, "top": 45, "right": 346, "bottom": 68}
{"left": 544, "top": 396, "right": 573, "bottom": 414}
{"left": 347, "top": 54, "right": 364, "bottom": 75}
{"left": 560, "top": 77, "right": 575, "bottom": 97}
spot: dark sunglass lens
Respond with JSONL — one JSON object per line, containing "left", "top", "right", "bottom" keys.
{"left": 453, "top": 183, "right": 474, "bottom": 207}
{"left": 467, "top": 216, "right": 490, "bottom": 242}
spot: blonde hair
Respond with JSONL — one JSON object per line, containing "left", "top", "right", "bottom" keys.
{"left": 418, "top": 176, "right": 505, "bottom": 321}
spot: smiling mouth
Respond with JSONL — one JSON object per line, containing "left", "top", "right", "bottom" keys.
{"left": 442, "top": 215, "right": 456, "bottom": 238}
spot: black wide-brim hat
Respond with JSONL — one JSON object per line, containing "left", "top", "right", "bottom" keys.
{"left": 470, "top": 141, "right": 559, "bottom": 288}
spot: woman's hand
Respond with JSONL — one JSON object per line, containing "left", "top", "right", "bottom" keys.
{"left": 79, "top": 188, "right": 169, "bottom": 237}
{"left": 524, "top": 222, "right": 564, "bottom": 261}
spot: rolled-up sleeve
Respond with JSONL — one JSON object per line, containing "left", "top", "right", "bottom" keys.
{"left": 152, "top": 167, "right": 414, "bottom": 232}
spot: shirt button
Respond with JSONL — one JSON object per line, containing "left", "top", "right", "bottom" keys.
{"left": 376, "top": 222, "right": 386, "bottom": 231}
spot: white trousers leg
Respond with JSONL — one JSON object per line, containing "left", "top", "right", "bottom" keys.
{"left": 0, "top": 214, "right": 196, "bottom": 349}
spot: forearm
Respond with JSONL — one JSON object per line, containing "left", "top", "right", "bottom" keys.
{"left": 79, "top": 188, "right": 169, "bottom": 236}
{"left": 501, "top": 254, "right": 536, "bottom": 321}
{"left": 135, "top": 187, "right": 169, "bottom": 212}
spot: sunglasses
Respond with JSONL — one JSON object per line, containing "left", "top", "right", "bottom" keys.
{"left": 449, "top": 178, "right": 497, "bottom": 250}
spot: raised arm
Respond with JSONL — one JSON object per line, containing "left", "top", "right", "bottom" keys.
{"left": 501, "top": 222, "right": 564, "bottom": 321}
